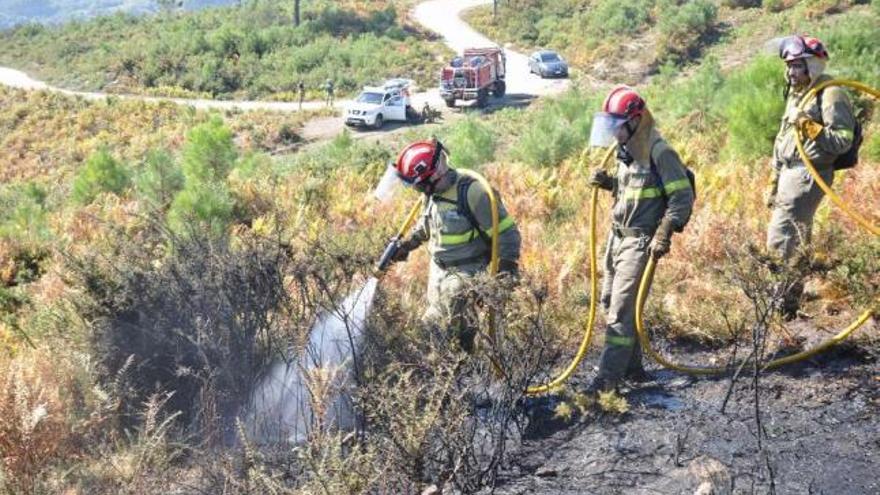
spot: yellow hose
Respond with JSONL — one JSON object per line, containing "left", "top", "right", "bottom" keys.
{"left": 458, "top": 169, "right": 500, "bottom": 275}
{"left": 795, "top": 79, "right": 880, "bottom": 236}
{"left": 526, "top": 145, "right": 616, "bottom": 394}
{"left": 632, "top": 79, "right": 879, "bottom": 376}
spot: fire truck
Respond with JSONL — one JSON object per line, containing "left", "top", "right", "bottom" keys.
{"left": 439, "top": 47, "right": 506, "bottom": 108}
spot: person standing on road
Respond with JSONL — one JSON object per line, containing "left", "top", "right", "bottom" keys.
{"left": 297, "top": 80, "right": 305, "bottom": 111}
{"left": 324, "top": 78, "right": 335, "bottom": 107}
{"left": 765, "top": 35, "right": 856, "bottom": 318}
{"left": 387, "top": 139, "right": 521, "bottom": 353}
{"left": 586, "top": 86, "right": 695, "bottom": 394}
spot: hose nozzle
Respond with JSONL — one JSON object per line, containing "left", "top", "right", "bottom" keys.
{"left": 376, "top": 237, "right": 402, "bottom": 273}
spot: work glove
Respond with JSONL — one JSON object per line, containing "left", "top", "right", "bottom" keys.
{"left": 788, "top": 109, "right": 824, "bottom": 141}
{"left": 764, "top": 167, "right": 779, "bottom": 209}
{"left": 588, "top": 168, "right": 614, "bottom": 191}
{"left": 390, "top": 237, "right": 421, "bottom": 263}
{"left": 649, "top": 217, "right": 675, "bottom": 260}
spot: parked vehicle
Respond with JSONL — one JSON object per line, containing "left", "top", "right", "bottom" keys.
{"left": 345, "top": 79, "right": 418, "bottom": 129}
{"left": 440, "top": 47, "right": 506, "bottom": 108}
{"left": 528, "top": 50, "right": 569, "bottom": 78}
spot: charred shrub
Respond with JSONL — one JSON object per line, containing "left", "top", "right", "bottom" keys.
{"left": 70, "top": 227, "right": 290, "bottom": 442}
{"left": 361, "top": 274, "right": 551, "bottom": 493}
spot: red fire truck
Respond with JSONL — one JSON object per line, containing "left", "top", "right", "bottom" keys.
{"left": 439, "top": 47, "right": 506, "bottom": 108}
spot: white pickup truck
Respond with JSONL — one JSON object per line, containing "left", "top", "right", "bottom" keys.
{"left": 345, "top": 79, "right": 417, "bottom": 129}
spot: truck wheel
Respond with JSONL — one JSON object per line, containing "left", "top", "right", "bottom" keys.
{"left": 493, "top": 80, "right": 506, "bottom": 98}
{"left": 373, "top": 114, "right": 384, "bottom": 129}
{"left": 476, "top": 89, "right": 488, "bottom": 108}
{"left": 444, "top": 98, "right": 456, "bottom": 108}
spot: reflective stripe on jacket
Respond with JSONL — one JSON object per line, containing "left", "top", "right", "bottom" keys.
{"left": 611, "top": 133, "right": 694, "bottom": 234}
{"left": 410, "top": 170, "right": 521, "bottom": 267}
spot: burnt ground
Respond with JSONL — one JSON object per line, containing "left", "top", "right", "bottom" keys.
{"left": 490, "top": 319, "right": 880, "bottom": 495}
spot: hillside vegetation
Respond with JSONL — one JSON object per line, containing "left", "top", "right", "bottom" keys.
{"left": 466, "top": 0, "right": 878, "bottom": 83}
{"left": 0, "top": 0, "right": 449, "bottom": 100}
{"left": 0, "top": 1, "right": 878, "bottom": 493}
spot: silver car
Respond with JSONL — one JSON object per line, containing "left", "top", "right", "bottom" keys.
{"left": 528, "top": 50, "right": 569, "bottom": 78}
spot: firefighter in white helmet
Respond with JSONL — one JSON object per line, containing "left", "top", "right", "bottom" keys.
{"left": 765, "top": 35, "right": 856, "bottom": 318}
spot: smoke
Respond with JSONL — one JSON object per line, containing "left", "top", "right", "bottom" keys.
{"left": 246, "top": 276, "right": 379, "bottom": 443}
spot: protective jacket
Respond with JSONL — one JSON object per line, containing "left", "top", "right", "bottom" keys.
{"left": 772, "top": 74, "right": 856, "bottom": 171}
{"left": 608, "top": 113, "right": 694, "bottom": 235}
{"left": 767, "top": 73, "right": 855, "bottom": 260}
{"left": 409, "top": 169, "right": 520, "bottom": 269}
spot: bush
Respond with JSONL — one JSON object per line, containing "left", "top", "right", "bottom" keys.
{"left": 656, "top": 0, "right": 718, "bottom": 63}
{"left": 167, "top": 118, "right": 238, "bottom": 235}
{"left": 71, "top": 149, "right": 131, "bottom": 204}
{"left": 134, "top": 149, "right": 184, "bottom": 209}
{"left": 722, "top": 0, "right": 761, "bottom": 7}
{"left": 442, "top": 116, "right": 496, "bottom": 169}
{"left": 587, "top": 0, "right": 654, "bottom": 38}
{"left": 511, "top": 89, "right": 598, "bottom": 167}
{"left": 716, "top": 56, "right": 785, "bottom": 161}
{"left": 818, "top": 13, "right": 880, "bottom": 87}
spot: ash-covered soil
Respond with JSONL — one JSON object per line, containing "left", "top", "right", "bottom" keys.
{"left": 492, "top": 320, "right": 879, "bottom": 495}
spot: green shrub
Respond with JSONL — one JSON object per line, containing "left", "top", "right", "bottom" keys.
{"left": 134, "top": 149, "right": 184, "bottom": 209}
{"left": 657, "top": 0, "right": 718, "bottom": 62}
{"left": 716, "top": 56, "right": 785, "bottom": 161}
{"left": 587, "top": 0, "right": 654, "bottom": 38}
{"left": 722, "top": 0, "right": 761, "bottom": 7}
{"left": 181, "top": 117, "right": 238, "bottom": 182}
{"left": 167, "top": 118, "right": 238, "bottom": 235}
{"left": 511, "top": 89, "right": 598, "bottom": 167}
{"left": 818, "top": 14, "right": 880, "bottom": 86}
{"left": 442, "top": 116, "right": 496, "bottom": 169}
{"left": 71, "top": 149, "right": 131, "bottom": 204}
{"left": 0, "top": 183, "right": 51, "bottom": 244}
{"left": 649, "top": 56, "right": 724, "bottom": 123}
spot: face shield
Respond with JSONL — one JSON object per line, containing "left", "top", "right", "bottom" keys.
{"left": 373, "top": 162, "right": 402, "bottom": 202}
{"left": 589, "top": 112, "right": 629, "bottom": 148}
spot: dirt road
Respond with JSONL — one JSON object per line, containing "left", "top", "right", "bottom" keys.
{"left": 0, "top": 0, "right": 570, "bottom": 143}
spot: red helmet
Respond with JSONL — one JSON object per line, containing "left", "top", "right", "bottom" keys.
{"left": 395, "top": 139, "right": 445, "bottom": 185}
{"left": 602, "top": 86, "right": 647, "bottom": 120}
{"left": 779, "top": 35, "right": 828, "bottom": 62}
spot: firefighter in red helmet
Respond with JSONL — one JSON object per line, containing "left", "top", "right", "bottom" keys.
{"left": 389, "top": 139, "right": 521, "bottom": 353}
{"left": 586, "top": 86, "right": 695, "bottom": 393}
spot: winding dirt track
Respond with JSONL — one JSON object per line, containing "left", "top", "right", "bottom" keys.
{"left": 0, "top": 0, "right": 568, "bottom": 119}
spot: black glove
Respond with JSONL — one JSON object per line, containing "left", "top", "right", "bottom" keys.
{"left": 391, "top": 237, "right": 421, "bottom": 263}
{"left": 649, "top": 217, "right": 675, "bottom": 259}
{"left": 498, "top": 259, "right": 519, "bottom": 277}
{"left": 589, "top": 168, "right": 614, "bottom": 191}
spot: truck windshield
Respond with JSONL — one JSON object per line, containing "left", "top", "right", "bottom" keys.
{"left": 357, "top": 92, "right": 384, "bottom": 104}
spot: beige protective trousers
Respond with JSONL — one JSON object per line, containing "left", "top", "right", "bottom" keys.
{"left": 767, "top": 165, "right": 834, "bottom": 260}
{"left": 597, "top": 233, "right": 651, "bottom": 387}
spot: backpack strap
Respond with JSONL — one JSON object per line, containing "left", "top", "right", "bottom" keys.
{"left": 456, "top": 176, "right": 493, "bottom": 247}
{"left": 647, "top": 140, "right": 667, "bottom": 200}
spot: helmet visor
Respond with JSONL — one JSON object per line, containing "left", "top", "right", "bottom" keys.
{"left": 779, "top": 36, "right": 809, "bottom": 61}
{"left": 589, "top": 113, "right": 629, "bottom": 148}
{"left": 374, "top": 162, "right": 401, "bottom": 201}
